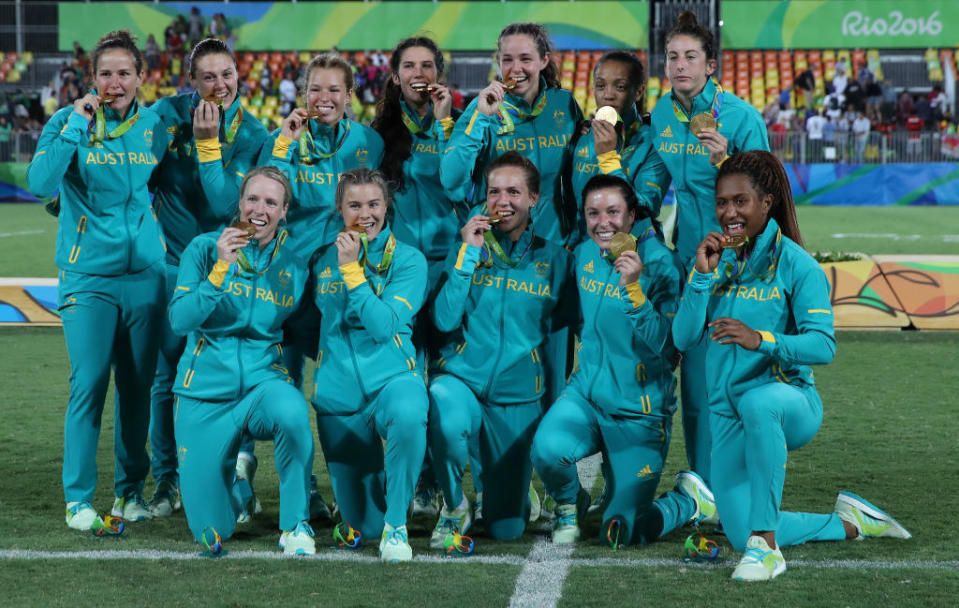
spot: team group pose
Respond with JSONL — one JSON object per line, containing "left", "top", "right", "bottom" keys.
{"left": 29, "top": 15, "right": 912, "bottom": 576}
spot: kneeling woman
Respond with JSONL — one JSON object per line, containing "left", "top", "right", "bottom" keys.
{"left": 673, "top": 150, "right": 911, "bottom": 581}
{"left": 170, "top": 167, "right": 316, "bottom": 555}
{"left": 310, "top": 169, "right": 429, "bottom": 563}
{"left": 532, "top": 174, "right": 714, "bottom": 548}
{"left": 429, "top": 152, "right": 575, "bottom": 543}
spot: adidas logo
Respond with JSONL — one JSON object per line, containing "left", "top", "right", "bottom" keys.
{"left": 577, "top": 146, "right": 590, "bottom": 158}
{"left": 319, "top": 266, "right": 332, "bottom": 279}
{"left": 660, "top": 125, "right": 673, "bottom": 138}
{"left": 583, "top": 260, "right": 594, "bottom": 273}
{"left": 637, "top": 464, "right": 653, "bottom": 477}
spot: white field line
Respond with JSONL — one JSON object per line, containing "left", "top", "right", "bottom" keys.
{"left": 0, "top": 277, "right": 58, "bottom": 286}
{"left": 831, "top": 233, "right": 959, "bottom": 242}
{"left": 3, "top": 548, "right": 956, "bottom": 572}
{"left": 508, "top": 539, "right": 573, "bottom": 608}
{"left": 0, "top": 229, "right": 44, "bottom": 238}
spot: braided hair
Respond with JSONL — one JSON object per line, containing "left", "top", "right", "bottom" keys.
{"left": 666, "top": 10, "right": 717, "bottom": 63}
{"left": 497, "top": 22, "right": 561, "bottom": 90}
{"left": 372, "top": 37, "right": 446, "bottom": 194}
{"left": 717, "top": 151, "right": 804, "bottom": 247}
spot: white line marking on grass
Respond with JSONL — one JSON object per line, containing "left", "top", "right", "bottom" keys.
{"left": 0, "top": 277, "right": 58, "bottom": 286}
{"left": 508, "top": 539, "right": 574, "bottom": 608}
{"left": 1, "top": 549, "right": 957, "bottom": 572}
{"left": 0, "top": 230, "right": 44, "bottom": 238}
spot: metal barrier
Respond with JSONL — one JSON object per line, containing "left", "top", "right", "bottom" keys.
{"left": 0, "top": 132, "right": 39, "bottom": 163}
{"left": 769, "top": 129, "right": 955, "bottom": 165}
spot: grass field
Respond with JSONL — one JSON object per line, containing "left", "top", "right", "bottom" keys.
{"left": 1, "top": 203, "right": 958, "bottom": 606}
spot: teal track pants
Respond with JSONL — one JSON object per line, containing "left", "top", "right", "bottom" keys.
{"left": 429, "top": 374, "right": 540, "bottom": 540}
{"left": 711, "top": 382, "right": 846, "bottom": 551}
{"left": 531, "top": 389, "right": 695, "bottom": 545}
{"left": 680, "top": 258, "right": 712, "bottom": 486}
{"left": 175, "top": 379, "right": 314, "bottom": 543}
{"left": 59, "top": 262, "right": 164, "bottom": 503}
{"left": 149, "top": 263, "right": 183, "bottom": 487}
{"left": 315, "top": 374, "right": 428, "bottom": 540}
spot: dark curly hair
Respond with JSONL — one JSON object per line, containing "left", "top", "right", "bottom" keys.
{"left": 716, "top": 150, "right": 803, "bottom": 247}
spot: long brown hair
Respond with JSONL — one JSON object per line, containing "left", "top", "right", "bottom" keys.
{"left": 91, "top": 29, "right": 143, "bottom": 75}
{"left": 497, "top": 22, "right": 561, "bottom": 90}
{"left": 717, "top": 151, "right": 804, "bottom": 247}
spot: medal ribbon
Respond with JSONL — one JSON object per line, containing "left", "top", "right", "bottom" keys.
{"left": 359, "top": 232, "right": 396, "bottom": 273}
{"left": 671, "top": 79, "right": 725, "bottom": 124}
{"left": 496, "top": 90, "right": 549, "bottom": 135}
{"left": 480, "top": 229, "right": 533, "bottom": 268}
{"left": 399, "top": 100, "right": 436, "bottom": 138}
{"left": 299, "top": 119, "right": 351, "bottom": 164}
{"left": 235, "top": 229, "right": 287, "bottom": 275}
{"left": 89, "top": 105, "right": 139, "bottom": 144}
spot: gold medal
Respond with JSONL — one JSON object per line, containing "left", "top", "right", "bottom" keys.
{"left": 609, "top": 232, "right": 637, "bottom": 259}
{"left": 231, "top": 221, "right": 256, "bottom": 238}
{"left": 690, "top": 113, "right": 717, "bottom": 135}
{"left": 721, "top": 234, "right": 747, "bottom": 249}
{"left": 594, "top": 105, "right": 619, "bottom": 126}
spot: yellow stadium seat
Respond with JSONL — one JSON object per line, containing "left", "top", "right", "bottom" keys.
{"left": 6, "top": 69, "right": 20, "bottom": 83}
{"left": 264, "top": 96, "right": 278, "bottom": 107}
{"left": 22, "top": 51, "right": 33, "bottom": 64}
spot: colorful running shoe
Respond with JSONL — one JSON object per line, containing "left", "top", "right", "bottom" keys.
{"left": 732, "top": 535, "right": 786, "bottom": 581}
{"left": 834, "top": 491, "right": 912, "bottom": 540}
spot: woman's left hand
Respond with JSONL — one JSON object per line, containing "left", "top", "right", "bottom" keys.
{"left": 614, "top": 250, "right": 643, "bottom": 287}
{"left": 697, "top": 128, "right": 729, "bottom": 167}
{"left": 430, "top": 84, "right": 452, "bottom": 120}
{"left": 336, "top": 230, "right": 362, "bottom": 266}
{"left": 708, "top": 317, "right": 761, "bottom": 350}
{"left": 193, "top": 100, "right": 221, "bottom": 140}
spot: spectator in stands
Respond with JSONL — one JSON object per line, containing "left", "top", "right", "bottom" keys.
{"left": 928, "top": 84, "right": 944, "bottom": 122}
{"left": 451, "top": 83, "right": 464, "bottom": 111}
{"left": 904, "top": 109, "right": 923, "bottom": 159}
{"left": 831, "top": 66, "right": 848, "bottom": 97}
{"left": 795, "top": 65, "right": 816, "bottom": 109}
{"left": 914, "top": 95, "right": 931, "bottom": 128}
{"left": 898, "top": 89, "right": 914, "bottom": 123}
{"left": 763, "top": 100, "right": 779, "bottom": 127}
{"left": 805, "top": 108, "right": 826, "bottom": 162}
{"left": 279, "top": 74, "right": 296, "bottom": 117}
{"left": 824, "top": 92, "right": 843, "bottom": 122}
{"left": 843, "top": 78, "right": 865, "bottom": 114}
{"left": 144, "top": 34, "right": 160, "bottom": 72}
{"left": 778, "top": 85, "right": 792, "bottom": 111}
{"left": 879, "top": 80, "right": 898, "bottom": 124}
{"left": 188, "top": 7, "right": 205, "bottom": 46}
{"left": 822, "top": 115, "right": 836, "bottom": 161}
{"left": 209, "top": 13, "right": 228, "bottom": 39}
{"left": 865, "top": 75, "right": 882, "bottom": 122}
{"left": 371, "top": 50, "right": 388, "bottom": 68}
{"left": 852, "top": 112, "right": 870, "bottom": 163}
{"left": 0, "top": 116, "right": 11, "bottom": 155}
{"left": 43, "top": 88, "right": 59, "bottom": 119}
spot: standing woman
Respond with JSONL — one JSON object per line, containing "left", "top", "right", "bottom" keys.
{"left": 569, "top": 51, "right": 670, "bottom": 240}
{"left": 148, "top": 37, "right": 269, "bottom": 517}
{"left": 310, "top": 169, "right": 429, "bottom": 563}
{"left": 371, "top": 36, "right": 461, "bottom": 514}
{"left": 441, "top": 22, "right": 582, "bottom": 245}
{"left": 27, "top": 30, "right": 169, "bottom": 529}
{"left": 429, "top": 153, "right": 575, "bottom": 543}
{"left": 650, "top": 11, "right": 769, "bottom": 488}
{"left": 170, "top": 166, "right": 316, "bottom": 555}
{"left": 673, "top": 151, "right": 911, "bottom": 581}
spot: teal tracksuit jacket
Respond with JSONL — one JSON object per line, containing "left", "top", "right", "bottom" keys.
{"left": 150, "top": 92, "right": 269, "bottom": 265}
{"left": 29, "top": 101, "right": 168, "bottom": 275}
{"left": 431, "top": 229, "right": 576, "bottom": 404}
{"left": 566, "top": 228, "right": 680, "bottom": 417}
{"left": 570, "top": 107, "right": 670, "bottom": 239}
{"left": 650, "top": 79, "right": 769, "bottom": 265}
{"left": 169, "top": 229, "right": 313, "bottom": 543}
{"left": 28, "top": 100, "right": 169, "bottom": 504}
{"left": 148, "top": 92, "right": 268, "bottom": 486}
{"left": 169, "top": 229, "right": 309, "bottom": 399}
{"left": 310, "top": 227, "right": 429, "bottom": 538}
{"left": 390, "top": 102, "right": 462, "bottom": 263}
{"left": 261, "top": 118, "right": 385, "bottom": 257}
{"left": 440, "top": 81, "right": 582, "bottom": 243}
{"left": 673, "top": 219, "right": 843, "bottom": 551}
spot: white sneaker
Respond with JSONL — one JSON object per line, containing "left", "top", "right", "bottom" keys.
{"left": 834, "top": 491, "right": 912, "bottom": 540}
{"left": 112, "top": 495, "right": 154, "bottom": 522}
{"left": 528, "top": 483, "right": 541, "bottom": 522}
{"left": 411, "top": 486, "right": 440, "bottom": 519}
{"left": 279, "top": 521, "right": 316, "bottom": 555}
{"left": 65, "top": 501, "right": 100, "bottom": 531}
{"left": 675, "top": 470, "right": 719, "bottom": 526}
{"left": 430, "top": 501, "right": 472, "bottom": 549}
{"left": 732, "top": 535, "right": 786, "bottom": 581}
{"left": 380, "top": 524, "right": 413, "bottom": 562}
{"left": 551, "top": 503, "right": 581, "bottom": 545}
{"left": 150, "top": 480, "right": 181, "bottom": 518}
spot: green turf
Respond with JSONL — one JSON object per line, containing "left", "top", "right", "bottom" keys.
{"left": 2, "top": 204, "right": 959, "bottom": 280}
{"left": 1, "top": 327, "right": 956, "bottom": 606}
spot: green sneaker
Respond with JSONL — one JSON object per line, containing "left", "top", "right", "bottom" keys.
{"left": 528, "top": 483, "right": 541, "bottom": 522}
{"left": 65, "top": 501, "right": 101, "bottom": 531}
{"left": 675, "top": 470, "right": 719, "bottom": 526}
{"left": 835, "top": 491, "right": 912, "bottom": 540}
{"left": 732, "top": 535, "right": 786, "bottom": 581}
{"left": 430, "top": 501, "right": 471, "bottom": 549}
{"left": 150, "top": 479, "right": 181, "bottom": 518}
{"left": 380, "top": 524, "right": 413, "bottom": 562}
{"left": 111, "top": 495, "right": 153, "bottom": 522}
{"left": 279, "top": 521, "right": 316, "bottom": 555}
{"left": 551, "top": 489, "right": 589, "bottom": 545}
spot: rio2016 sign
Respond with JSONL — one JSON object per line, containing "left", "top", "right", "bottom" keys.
{"left": 842, "top": 9, "right": 942, "bottom": 38}
{"left": 722, "top": 1, "right": 955, "bottom": 49}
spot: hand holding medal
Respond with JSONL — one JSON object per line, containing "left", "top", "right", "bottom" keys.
{"left": 280, "top": 108, "right": 311, "bottom": 141}
{"left": 460, "top": 214, "right": 491, "bottom": 249}
{"left": 336, "top": 225, "right": 364, "bottom": 266}
{"left": 216, "top": 222, "right": 254, "bottom": 264}
{"left": 609, "top": 232, "right": 643, "bottom": 286}
{"left": 193, "top": 94, "right": 224, "bottom": 140}
{"left": 691, "top": 112, "right": 729, "bottom": 167}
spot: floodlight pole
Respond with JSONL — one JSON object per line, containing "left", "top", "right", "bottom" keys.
{"left": 15, "top": 0, "right": 23, "bottom": 55}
